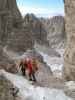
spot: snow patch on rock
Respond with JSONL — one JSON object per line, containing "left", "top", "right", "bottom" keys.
{"left": 65, "top": 81, "right": 75, "bottom": 90}
{"left": 0, "top": 70, "right": 72, "bottom": 100}
{"left": 38, "top": 50, "right": 64, "bottom": 78}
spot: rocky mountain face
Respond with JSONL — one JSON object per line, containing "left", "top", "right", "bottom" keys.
{"left": 24, "top": 13, "right": 48, "bottom": 45}
{"left": 0, "top": 0, "right": 34, "bottom": 71}
{"left": 24, "top": 14, "right": 65, "bottom": 48}
{"left": 63, "top": 0, "right": 75, "bottom": 81}
{"left": 0, "top": 0, "right": 34, "bottom": 52}
{"left": 0, "top": 0, "right": 22, "bottom": 43}
{"left": 6, "top": 27, "right": 34, "bottom": 53}
{"left": 0, "top": 0, "right": 65, "bottom": 73}
{"left": 43, "top": 16, "right": 65, "bottom": 48}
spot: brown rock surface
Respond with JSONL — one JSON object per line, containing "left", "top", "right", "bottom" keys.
{"left": 24, "top": 14, "right": 65, "bottom": 48}
{"left": 0, "top": 0, "right": 22, "bottom": 43}
{"left": 0, "top": 0, "right": 34, "bottom": 71}
{"left": 0, "top": 0, "right": 34, "bottom": 52}
{"left": 63, "top": 0, "right": 75, "bottom": 80}
{"left": 24, "top": 13, "right": 48, "bottom": 45}
{"left": 45, "top": 16, "right": 65, "bottom": 48}
{"left": 6, "top": 27, "right": 34, "bottom": 53}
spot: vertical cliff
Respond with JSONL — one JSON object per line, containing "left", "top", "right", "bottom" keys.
{"left": 64, "top": 0, "right": 75, "bottom": 80}
{"left": 0, "top": 0, "right": 34, "bottom": 52}
{"left": 0, "top": 0, "right": 22, "bottom": 42}
{"left": 0, "top": 0, "right": 34, "bottom": 71}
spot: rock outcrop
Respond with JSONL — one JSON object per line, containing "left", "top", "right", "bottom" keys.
{"left": 0, "top": 75, "right": 19, "bottom": 100}
{"left": 44, "top": 16, "right": 65, "bottom": 48}
{"left": 40, "top": 16, "right": 65, "bottom": 48}
{"left": 0, "top": 0, "right": 34, "bottom": 52}
{"left": 0, "top": 0, "right": 34, "bottom": 71}
{"left": 6, "top": 27, "right": 34, "bottom": 53}
{"left": 24, "top": 13, "right": 49, "bottom": 45}
{"left": 24, "top": 14, "right": 65, "bottom": 48}
{"left": 0, "top": 47, "right": 17, "bottom": 73}
{"left": 63, "top": 0, "right": 75, "bottom": 80}
{"left": 0, "top": 0, "right": 22, "bottom": 43}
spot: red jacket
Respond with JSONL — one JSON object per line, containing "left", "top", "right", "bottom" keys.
{"left": 27, "top": 60, "right": 33, "bottom": 74}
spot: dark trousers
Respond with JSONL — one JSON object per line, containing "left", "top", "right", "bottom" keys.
{"left": 21, "top": 67, "right": 26, "bottom": 76}
{"left": 29, "top": 72, "right": 36, "bottom": 82}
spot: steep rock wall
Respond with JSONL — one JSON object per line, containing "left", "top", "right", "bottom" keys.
{"left": 64, "top": 0, "right": 75, "bottom": 80}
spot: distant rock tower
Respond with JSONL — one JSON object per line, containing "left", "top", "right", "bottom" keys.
{"left": 64, "top": 0, "right": 75, "bottom": 80}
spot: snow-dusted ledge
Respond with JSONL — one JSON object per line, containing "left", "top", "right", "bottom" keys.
{"left": 0, "top": 70, "right": 72, "bottom": 100}
{"left": 38, "top": 51, "right": 63, "bottom": 78}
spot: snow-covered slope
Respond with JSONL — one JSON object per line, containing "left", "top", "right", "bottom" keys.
{"left": 0, "top": 70, "right": 72, "bottom": 100}
{"left": 34, "top": 43, "right": 64, "bottom": 77}
{"left": 38, "top": 49, "right": 64, "bottom": 78}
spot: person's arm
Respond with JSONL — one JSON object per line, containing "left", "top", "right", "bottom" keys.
{"left": 19, "top": 62, "right": 22, "bottom": 67}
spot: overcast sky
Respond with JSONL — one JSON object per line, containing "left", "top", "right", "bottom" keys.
{"left": 17, "top": 0, "right": 64, "bottom": 18}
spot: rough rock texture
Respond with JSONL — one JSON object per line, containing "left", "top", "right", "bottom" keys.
{"left": 0, "top": 75, "right": 19, "bottom": 100}
{"left": 45, "top": 16, "right": 65, "bottom": 48}
{"left": 24, "top": 14, "right": 65, "bottom": 48}
{"left": 0, "top": 0, "right": 22, "bottom": 44}
{"left": 0, "top": 0, "right": 34, "bottom": 71}
{"left": 24, "top": 14, "right": 49, "bottom": 45}
{"left": 63, "top": 0, "right": 75, "bottom": 80}
{"left": 6, "top": 27, "right": 34, "bottom": 53}
{"left": 0, "top": 0, "right": 34, "bottom": 52}
{"left": 0, "top": 47, "right": 17, "bottom": 73}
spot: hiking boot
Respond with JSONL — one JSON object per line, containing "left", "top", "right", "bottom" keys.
{"left": 32, "top": 79, "right": 37, "bottom": 82}
{"left": 29, "top": 78, "right": 33, "bottom": 81}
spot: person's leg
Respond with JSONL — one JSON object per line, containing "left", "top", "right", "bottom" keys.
{"left": 32, "top": 72, "right": 36, "bottom": 82}
{"left": 21, "top": 66, "right": 25, "bottom": 76}
{"left": 21, "top": 66, "right": 23, "bottom": 75}
{"left": 23, "top": 68, "right": 25, "bottom": 76}
{"left": 24, "top": 68, "right": 26, "bottom": 76}
{"left": 29, "top": 73, "right": 33, "bottom": 81}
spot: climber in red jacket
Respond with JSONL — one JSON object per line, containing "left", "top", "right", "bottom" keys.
{"left": 26, "top": 59, "right": 36, "bottom": 82}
